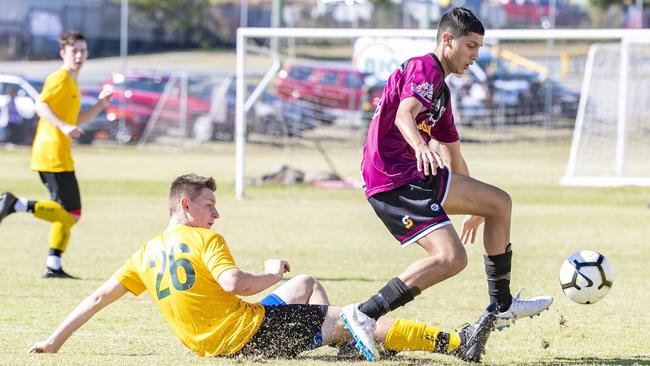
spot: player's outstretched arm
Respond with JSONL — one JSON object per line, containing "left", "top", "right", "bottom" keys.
{"left": 29, "top": 277, "right": 128, "bottom": 354}
{"left": 78, "top": 85, "right": 112, "bottom": 125}
{"left": 217, "top": 259, "right": 289, "bottom": 297}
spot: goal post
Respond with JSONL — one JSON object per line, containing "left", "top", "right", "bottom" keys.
{"left": 236, "top": 28, "right": 650, "bottom": 199}
{"left": 561, "top": 37, "right": 650, "bottom": 187}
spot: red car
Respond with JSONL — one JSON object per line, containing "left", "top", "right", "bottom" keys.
{"left": 276, "top": 64, "right": 369, "bottom": 111}
{"left": 501, "top": 0, "right": 542, "bottom": 26}
{"left": 102, "top": 73, "right": 211, "bottom": 142}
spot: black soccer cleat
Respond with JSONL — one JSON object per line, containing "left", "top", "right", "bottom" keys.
{"left": 42, "top": 266, "right": 80, "bottom": 279}
{"left": 0, "top": 191, "right": 17, "bottom": 225}
{"left": 452, "top": 302, "right": 498, "bottom": 363}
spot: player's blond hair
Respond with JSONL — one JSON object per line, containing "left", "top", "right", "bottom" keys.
{"left": 169, "top": 174, "right": 217, "bottom": 214}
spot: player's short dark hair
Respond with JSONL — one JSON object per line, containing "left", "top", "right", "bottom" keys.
{"left": 169, "top": 173, "right": 217, "bottom": 214}
{"left": 436, "top": 7, "right": 484, "bottom": 44}
{"left": 58, "top": 31, "right": 86, "bottom": 50}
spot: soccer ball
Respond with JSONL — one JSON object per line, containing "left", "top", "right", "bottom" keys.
{"left": 559, "top": 250, "right": 613, "bottom": 304}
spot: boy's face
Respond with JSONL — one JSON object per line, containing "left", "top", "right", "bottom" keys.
{"left": 60, "top": 40, "right": 88, "bottom": 72}
{"left": 442, "top": 31, "right": 483, "bottom": 75}
{"left": 183, "top": 188, "right": 220, "bottom": 229}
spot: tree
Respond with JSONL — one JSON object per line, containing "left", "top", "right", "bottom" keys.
{"left": 124, "top": 0, "right": 221, "bottom": 47}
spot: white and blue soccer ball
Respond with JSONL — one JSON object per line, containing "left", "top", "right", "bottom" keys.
{"left": 559, "top": 250, "right": 613, "bottom": 304}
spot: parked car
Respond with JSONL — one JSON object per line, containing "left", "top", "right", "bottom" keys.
{"left": 276, "top": 64, "right": 371, "bottom": 113}
{"left": 501, "top": 0, "right": 542, "bottom": 27}
{"left": 0, "top": 74, "right": 40, "bottom": 145}
{"left": 538, "top": 0, "right": 590, "bottom": 27}
{"left": 192, "top": 80, "right": 320, "bottom": 141}
{"left": 102, "top": 72, "right": 212, "bottom": 142}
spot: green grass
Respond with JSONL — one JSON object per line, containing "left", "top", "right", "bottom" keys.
{"left": 0, "top": 141, "right": 649, "bottom": 366}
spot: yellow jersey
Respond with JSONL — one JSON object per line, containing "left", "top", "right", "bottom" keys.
{"left": 113, "top": 225, "right": 265, "bottom": 357}
{"left": 30, "top": 67, "right": 81, "bottom": 172}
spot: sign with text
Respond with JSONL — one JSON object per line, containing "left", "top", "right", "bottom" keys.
{"left": 352, "top": 37, "right": 436, "bottom": 81}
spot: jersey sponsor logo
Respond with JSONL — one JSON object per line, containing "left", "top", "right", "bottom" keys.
{"left": 430, "top": 203, "right": 440, "bottom": 212}
{"left": 411, "top": 81, "right": 433, "bottom": 100}
{"left": 417, "top": 120, "right": 432, "bottom": 138}
{"left": 401, "top": 215, "right": 414, "bottom": 229}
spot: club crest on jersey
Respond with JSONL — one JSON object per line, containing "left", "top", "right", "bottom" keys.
{"left": 411, "top": 82, "right": 433, "bottom": 100}
{"left": 401, "top": 215, "right": 414, "bottom": 229}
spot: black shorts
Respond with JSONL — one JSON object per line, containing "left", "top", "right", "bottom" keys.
{"left": 38, "top": 172, "right": 81, "bottom": 213}
{"left": 236, "top": 304, "right": 328, "bottom": 358}
{"left": 368, "top": 167, "right": 452, "bottom": 248}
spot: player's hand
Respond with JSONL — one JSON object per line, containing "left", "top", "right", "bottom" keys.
{"left": 460, "top": 215, "right": 485, "bottom": 244}
{"left": 415, "top": 143, "right": 444, "bottom": 176}
{"left": 60, "top": 124, "right": 84, "bottom": 139}
{"left": 264, "top": 259, "right": 290, "bottom": 279}
{"left": 98, "top": 84, "right": 113, "bottom": 108}
{"left": 29, "top": 340, "right": 57, "bottom": 353}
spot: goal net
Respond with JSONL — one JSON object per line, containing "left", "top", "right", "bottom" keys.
{"left": 561, "top": 39, "right": 650, "bottom": 187}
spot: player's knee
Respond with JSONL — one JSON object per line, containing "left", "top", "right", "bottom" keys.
{"left": 293, "top": 274, "right": 316, "bottom": 294}
{"left": 294, "top": 274, "right": 315, "bottom": 286}
{"left": 451, "top": 250, "right": 468, "bottom": 275}
{"left": 500, "top": 190, "right": 512, "bottom": 213}
{"left": 439, "top": 247, "right": 467, "bottom": 276}
{"left": 69, "top": 209, "right": 82, "bottom": 223}
{"left": 487, "top": 188, "right": 511, "bottom": 218}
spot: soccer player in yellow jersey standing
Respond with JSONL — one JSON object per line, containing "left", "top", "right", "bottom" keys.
{"left": 0, "top": 31, "right": 112, "bottom": 278}
{"left": 30, "top": 173, "right": 497, "bottom": 361}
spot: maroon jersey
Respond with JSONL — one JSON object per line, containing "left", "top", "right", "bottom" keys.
{"left": 361, "top": 53, "right": 459, "bottom": 198}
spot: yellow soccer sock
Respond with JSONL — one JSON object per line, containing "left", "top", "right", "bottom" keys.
{"left": 48, "top": 221, "right": 72, "bottom": 252}
{"left": 33, "top": 201, "right": 76, "bottom": 252}
{"left": 33, "top": 201, "right": 76, "bottom": 226}
{"left": 385, "top": 319, "right": 461, "bottom": 354}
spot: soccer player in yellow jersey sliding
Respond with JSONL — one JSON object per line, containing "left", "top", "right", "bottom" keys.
{"left": 0, "top": 31, "right": 112, "bottom": 278}
{"left": 30, "top": 173, "right": 497, "bottom": 361}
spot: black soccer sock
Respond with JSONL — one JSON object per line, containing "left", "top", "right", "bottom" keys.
{"left": 484, "top": 243, "right": 513, "bottom": 312}
{"left": 27, "top": 200, "right": 36, "bottom": 213}
{"left": 358, "top": 277, "right": 421, "bottom": 320}
{"left": 48, "top": 248, "right": 62, "bottom": 257}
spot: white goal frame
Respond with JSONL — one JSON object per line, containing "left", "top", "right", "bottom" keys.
{"left": 561, "top": 37, "right": 650, "bottom": 187}
{"left": 236, "top": 28, "right": 650, "bottom": 198}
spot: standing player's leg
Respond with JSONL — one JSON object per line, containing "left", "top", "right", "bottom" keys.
{"left": 443, "top": 172, "right": 552, "bottom": 328}
{"left": 355, "top": 225, "right": 467, "bottom": 321}
{"left": 37, "top": 172, "right": 81, "bottom": 279}
{"left": 0, "top": 188, "right": 79, "bottom": 278}
{"left": 345, "top": 169, "right": 469, "bottom": 359}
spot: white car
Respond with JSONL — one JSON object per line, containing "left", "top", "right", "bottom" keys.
{"left": 0, "top": 74, "right": 40, "bottom": 121}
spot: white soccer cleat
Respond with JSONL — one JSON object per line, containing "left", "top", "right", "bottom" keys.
{"left": 495, "top": 290, "right": 553, "bottom": 330}
{"left": 340, "top": 304, "right": 380, "bottom": 361}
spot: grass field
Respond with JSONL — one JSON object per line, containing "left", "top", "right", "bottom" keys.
{"left": 0, "top": 141, "right": 649, "bottom": 366}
